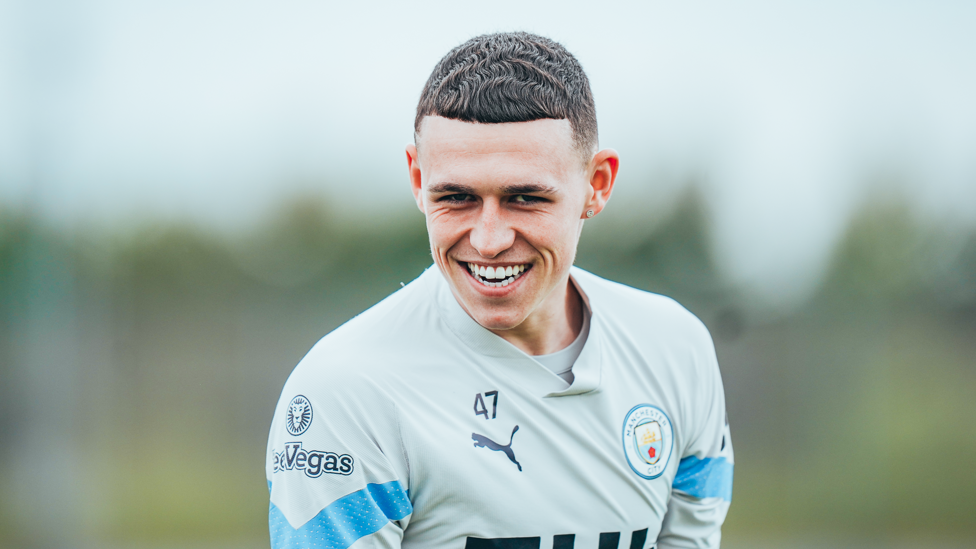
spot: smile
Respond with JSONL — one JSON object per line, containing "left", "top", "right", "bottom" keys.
{"left": 463, "top": 262, "right": 530, "bottom": 288}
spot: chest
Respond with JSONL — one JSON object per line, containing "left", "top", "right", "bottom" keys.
{"left": 392, "top": 356, "right": 690, "bottom": 548}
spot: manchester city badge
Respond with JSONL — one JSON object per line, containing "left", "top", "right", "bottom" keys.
{"left": 621, "top": 404, "right": 674, "bottom": 479}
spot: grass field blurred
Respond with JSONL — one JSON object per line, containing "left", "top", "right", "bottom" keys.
{"left": 2, "top": 191, "right": 974, "bottom": 547}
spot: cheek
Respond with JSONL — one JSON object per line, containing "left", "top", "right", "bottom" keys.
{"left": 536, "top": 213, "right": 582, "bottom": 250}
{"left": 426, "top": 212, "right": 467, "bottom": 251}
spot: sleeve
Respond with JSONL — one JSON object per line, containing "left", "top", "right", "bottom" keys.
{"left": 267, "top": 358, "right": 412, "bottom": 549}
{"left": 657, "top": 328, "right": 734, "bottom": 549}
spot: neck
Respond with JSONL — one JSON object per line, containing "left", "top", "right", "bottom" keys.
{"left": 489, "top": 275, "right": 583, "bottom": 356}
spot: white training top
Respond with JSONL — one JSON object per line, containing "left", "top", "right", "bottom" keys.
{"left": 267, "top": 266, "right": 734, "bottom": 549}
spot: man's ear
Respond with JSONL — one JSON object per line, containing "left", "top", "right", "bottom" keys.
{"left": 406, "top": 144, "right": 425, "bottom": 214}
{"left": 582, "top": 149, "right": 620, "bottom": 218}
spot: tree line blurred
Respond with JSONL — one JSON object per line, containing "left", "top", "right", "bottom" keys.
{"left": 1, "top": 189, "right": 974, "bottom": 547}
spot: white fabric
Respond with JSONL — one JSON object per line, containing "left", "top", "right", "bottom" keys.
{"left": 267, "top": 266, "right": 733, "bottom": 549}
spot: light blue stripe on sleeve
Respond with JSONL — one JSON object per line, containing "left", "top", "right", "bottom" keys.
{"left": 672, "top": 456, "right": 733, "bottom": 501}
{"left": 269, "top": 480, "right": 412, "bottom": 549}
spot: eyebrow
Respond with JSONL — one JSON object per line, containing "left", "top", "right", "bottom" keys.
{"left": 426, "top": 182, "right": 558, "bottom": 195}
{"left": 501, "top": 184, "right": 558, "bottom": 196}
{"left": 427, "top": 182, "right": 475, "bottom": 195}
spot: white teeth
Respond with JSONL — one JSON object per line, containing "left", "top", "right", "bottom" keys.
{"left": 466, "top": 263, "right": 530, "bottom": 287}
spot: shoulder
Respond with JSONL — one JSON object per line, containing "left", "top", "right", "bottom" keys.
{"left": 574, "top": 268, "right": 723, "bottom": 434}
{"left": 573, "top": 267, "right": 713, "bottom": 351}
{"left": 285, "top": 268, "right": 440, "bottom": 398}
{"left": 573, "top": 267, "right": 719, "bottom": 399}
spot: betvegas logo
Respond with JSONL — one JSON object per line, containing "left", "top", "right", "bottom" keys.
{"left": 273, "top": 442, "right": 354, "bottom": 478}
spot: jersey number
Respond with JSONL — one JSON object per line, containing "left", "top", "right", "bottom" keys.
{"left": 473, "top": 390, "right": 498, "bottom": 420}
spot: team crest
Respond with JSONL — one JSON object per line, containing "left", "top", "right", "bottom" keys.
{"left": 622, "top": 404, "right": 673, "bottom": 479}
{"left": 286, "top": 395, "right": 313, "bottom": 436}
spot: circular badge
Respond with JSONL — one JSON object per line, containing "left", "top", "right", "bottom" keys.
{"left": 285, "top": 395, "right": 313, "bottom": 436}
{"left": 621, "top": 404, "right": 674, "bottom": 479}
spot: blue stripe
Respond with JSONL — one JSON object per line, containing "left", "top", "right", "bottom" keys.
{"left": 269, "top": 480, "right": 412, "bottom": 549}
{"left": 672, "top": 456, "right": 733, "bottom": 501}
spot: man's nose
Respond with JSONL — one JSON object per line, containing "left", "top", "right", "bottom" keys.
{"left": 469, "top": 201, "right": 515, "bottom": 258}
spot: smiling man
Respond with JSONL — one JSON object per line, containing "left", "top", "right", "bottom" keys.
{"left": 267, "top": 32, "right": 733, "bottom": 549}
{"left": 408, "top": 115, "right": 613, "bottom": 358}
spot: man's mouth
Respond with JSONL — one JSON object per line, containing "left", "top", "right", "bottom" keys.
{"left": 462, "top": 262, "right": 531, "bottom": 288}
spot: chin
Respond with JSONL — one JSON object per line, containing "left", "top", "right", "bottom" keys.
{"left": 468, "top": 305, "right": 526, "bottom": 332}
{"left": 443, "top": 263, "right": 535, "bottom": 331}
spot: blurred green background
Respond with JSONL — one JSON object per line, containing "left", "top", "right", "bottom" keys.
{"left": 3, "top": 1, "right": 976, "bottom": 548}
{"left": 2, "top": 188, "right": 974, "bottom": 548}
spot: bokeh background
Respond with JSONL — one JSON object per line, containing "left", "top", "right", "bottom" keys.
{"left": 2, "top": 1, "right": 975, "bottom": 548}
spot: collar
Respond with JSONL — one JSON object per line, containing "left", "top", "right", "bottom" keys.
{"left": 423, "top": 265, "right": 603, "bottom": 398}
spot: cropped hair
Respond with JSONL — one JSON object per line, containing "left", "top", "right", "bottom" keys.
{"left": 415, "top": 32, "right": 598, "bottom": 156}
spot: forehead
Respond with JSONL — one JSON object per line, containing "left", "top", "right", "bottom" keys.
{"left": 417, "top": 117, "right": 580, "bottom": 184}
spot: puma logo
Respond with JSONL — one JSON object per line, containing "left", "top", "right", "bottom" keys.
{"left": 472, "top": 425, "right": 521, "bottom": 471}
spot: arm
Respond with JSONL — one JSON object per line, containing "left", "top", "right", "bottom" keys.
{"left": 267, "top": 360, "right": 411, "bottom": 549}
{"left": 658, "top": 332, "right": 734, "bottom": 549}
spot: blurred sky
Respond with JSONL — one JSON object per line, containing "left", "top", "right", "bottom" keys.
{"left": 1, "top": 0, "right": 975, "bottom": 298}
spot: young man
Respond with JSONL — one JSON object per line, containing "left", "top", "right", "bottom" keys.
{"left": 267, "top": 32, "right": 733, "bottom": 549}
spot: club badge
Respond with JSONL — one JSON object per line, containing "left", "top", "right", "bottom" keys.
{"left": 622, "top": 404, "right": 674, "bottom": 479}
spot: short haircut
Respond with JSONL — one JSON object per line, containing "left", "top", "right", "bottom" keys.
{"left": 415, "top": 32, "right": 598, "bottom": 157}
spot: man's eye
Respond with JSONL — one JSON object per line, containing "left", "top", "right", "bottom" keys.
{"left": 513, "top": 195, "right": 544, "bottom": 204}
{"left": 441, "top": 194, "right": 474, "bottom": 203}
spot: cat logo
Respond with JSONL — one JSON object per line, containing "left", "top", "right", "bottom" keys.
{"left": 472, "top": 425, "right": 522, "bottom": 471}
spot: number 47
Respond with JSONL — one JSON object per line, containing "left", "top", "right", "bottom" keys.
{"left": 473, "top": 391, "right": 498, "bottom": 420}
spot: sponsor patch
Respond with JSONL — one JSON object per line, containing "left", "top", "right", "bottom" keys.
{"left": 285, "top": 395, "right": 312, "bottom": 436}
{"left": 272, "top": 442, "right": 354, "bottom": 478}
{"left": 622, "top": 404, "right": 674, "bottom": 479}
